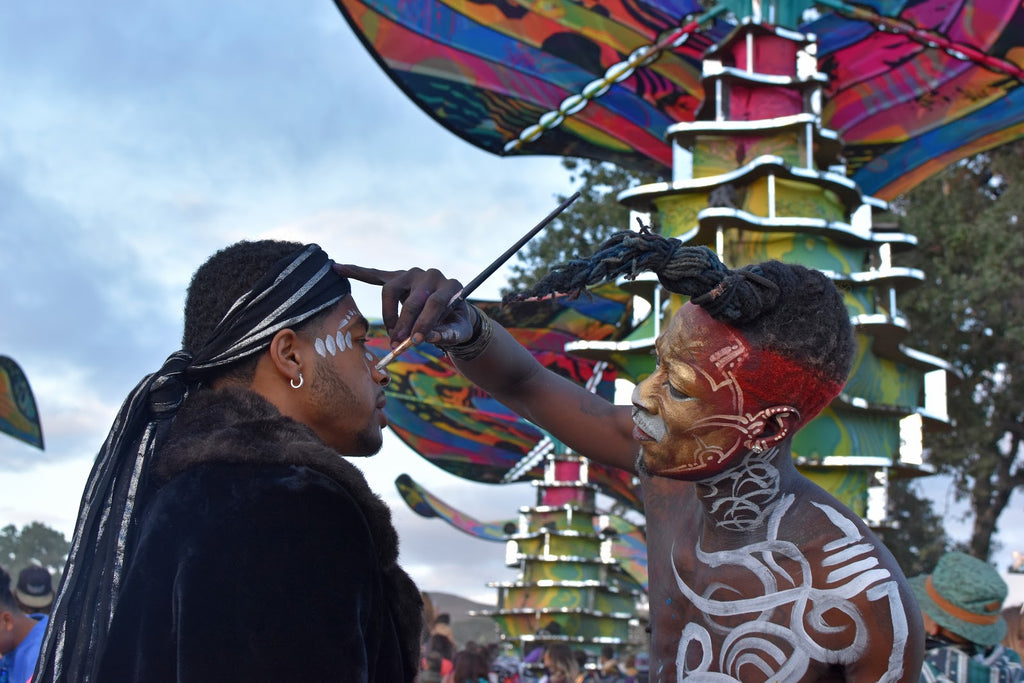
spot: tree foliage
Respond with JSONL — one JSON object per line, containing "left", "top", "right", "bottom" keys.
{"left": 896, "top": 140, "right": 1024, "bottom": 561}
{"left": 874, "top": 479, "right": 949, "bottom": 577}
{"left": 502, "top": 158, "right": 662, "bottom": 292}
{"left": 0, "top": 521, "right": 70, "bottom": 580}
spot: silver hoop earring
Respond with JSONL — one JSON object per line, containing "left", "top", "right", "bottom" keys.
{"left": 748, "top": 441, "right": 764, "bottom": 455}
{"left": 290, "top": 373, "right": 304, "bottom": 390}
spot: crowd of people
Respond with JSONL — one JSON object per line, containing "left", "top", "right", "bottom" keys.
{"left": 413, "top": 572, "right": 1024, "bottom": 683}
{"left": 417, "top": 612, "right": 650, "bottom": 683}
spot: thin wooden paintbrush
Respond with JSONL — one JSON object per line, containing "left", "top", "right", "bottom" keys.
{"left": 374, "top": 191, "right": 581, "bottom": 371}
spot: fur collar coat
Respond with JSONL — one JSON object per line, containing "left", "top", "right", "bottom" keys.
{"left": 95, "top": 387, "right": 423, "bottom": 682}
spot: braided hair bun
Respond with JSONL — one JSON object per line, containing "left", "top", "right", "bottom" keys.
{"left": 507, "top": 229, "right": 855, "bottom": 385}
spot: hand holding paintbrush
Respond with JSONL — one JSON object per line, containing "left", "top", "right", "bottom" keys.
{"left": 335, "top": 191, "right": 580, "bottom": 370}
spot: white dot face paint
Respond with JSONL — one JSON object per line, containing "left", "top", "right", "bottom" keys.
{"left": 314, "top": 308, "right": 359, "bottom": 358}
{"left": 336, "top": 330, "right": 352, "bottom": 353}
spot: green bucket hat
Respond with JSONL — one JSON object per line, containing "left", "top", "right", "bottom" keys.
{"left": 909, "top": 551, "right": 1008, "bottom": 647}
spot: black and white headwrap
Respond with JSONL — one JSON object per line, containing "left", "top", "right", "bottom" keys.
{"left": 34, "top": 244, "right": 351, "bottom": 682}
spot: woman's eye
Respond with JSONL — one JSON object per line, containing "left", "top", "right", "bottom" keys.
{"left": 667, "top": 383, "right": 690, "bottom": 400}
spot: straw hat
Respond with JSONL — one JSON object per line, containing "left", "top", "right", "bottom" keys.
{"left": 909, "top": 551, "right": 1007, "bottom": 647}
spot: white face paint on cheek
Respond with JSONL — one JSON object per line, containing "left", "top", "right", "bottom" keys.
{"left": 315, "top": 309, "right": 359, "bottom": 358}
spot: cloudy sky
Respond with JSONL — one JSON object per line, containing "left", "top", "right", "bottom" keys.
{"left": 1, "top": 0, "right": 1020, "bottom": 607}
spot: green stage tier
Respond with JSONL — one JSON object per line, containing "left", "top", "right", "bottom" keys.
{"left": 579, "top": 21, "right": 950, "bottom": 525}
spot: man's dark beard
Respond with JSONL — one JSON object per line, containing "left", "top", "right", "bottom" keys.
{"left": 313, "top": 359, "right": 382, "bottom": 456}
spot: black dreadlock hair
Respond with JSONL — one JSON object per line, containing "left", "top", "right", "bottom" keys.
{"left": 507, "top": 229, "right": 855, "bottom": 384}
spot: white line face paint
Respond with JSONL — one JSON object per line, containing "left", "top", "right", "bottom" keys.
{"left": 314, "top": 308, "right": 359, "bottom": 358}
{"left": 669, "top": 496, "right": 908, "bottom": 681}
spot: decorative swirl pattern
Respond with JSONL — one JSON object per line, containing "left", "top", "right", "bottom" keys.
{"left": 670, "top": 495, "right": 908, "bottom": 681}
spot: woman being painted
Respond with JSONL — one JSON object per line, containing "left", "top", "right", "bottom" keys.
{"left": 343, "top": 227, "right": 925, "bottom": 682}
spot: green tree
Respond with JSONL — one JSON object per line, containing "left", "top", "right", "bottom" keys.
{"left": 897, "top": 140, "right": 1024, "bottom": 562}
{"left": 503, "top": 158, "right": 661, "bottom": 292}
{"left": 0, "top": 521, "right": 70, "bottom": 580}
{"left": 874, "top": 479, "right": 949, "bottom": 577}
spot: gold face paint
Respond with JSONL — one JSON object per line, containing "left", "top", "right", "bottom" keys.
{"left": 632, "top": 304, "right": 780, "bottom": 479}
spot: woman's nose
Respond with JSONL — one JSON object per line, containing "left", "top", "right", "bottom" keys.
{"left": 632, "top": 379, "right": 652, "bottom": 409}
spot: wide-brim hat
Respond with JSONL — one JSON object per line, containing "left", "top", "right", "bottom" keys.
{"left": 15, "top": 564, "right": 54, "bottom": 610}
{"left": 909, "top": 551, "right": 1007, "bottom": 647}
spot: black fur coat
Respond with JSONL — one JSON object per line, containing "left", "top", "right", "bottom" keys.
{"left": 95, "top": 387, "right": 423, "bottom": 682}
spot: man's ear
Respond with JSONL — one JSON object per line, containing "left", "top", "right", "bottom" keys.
{"left": 266, "top": 328, "right": 305, "bottom": 386}
{"left": 747, "top": 405, "right": 801, "bottom": 451}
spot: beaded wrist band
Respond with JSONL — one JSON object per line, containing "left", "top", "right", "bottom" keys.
{"left": 439, "top": 304, "right": 495, "bottom": 361}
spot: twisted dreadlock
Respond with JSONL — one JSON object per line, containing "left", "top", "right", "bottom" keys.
{"left": 508, "top": 229, "right": 855, "bottom": 384}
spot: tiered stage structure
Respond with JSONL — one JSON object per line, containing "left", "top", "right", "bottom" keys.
{"left": 479, "top": 451, "right": 646, "bottom": 659}
{"left": 340, "top": 0, "right": 1024, "bottom": 662}
{"left": 570, "top": 20, "right": 950, "bottom": 522}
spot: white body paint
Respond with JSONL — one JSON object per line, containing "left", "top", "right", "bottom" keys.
{"left": 669, "top": 456, "right": 909, "bottom": 681}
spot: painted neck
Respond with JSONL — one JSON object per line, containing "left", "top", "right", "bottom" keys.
{"left": 696, "top": 446, "right": 793, "bottom": 533}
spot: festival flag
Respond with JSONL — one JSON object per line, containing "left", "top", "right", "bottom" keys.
{"left": 0, "top": 355, "right": 43, "bottom": 449}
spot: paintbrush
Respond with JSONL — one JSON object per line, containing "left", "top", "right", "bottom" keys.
{"left": 374, "top": 190, "right": 581, "bottom": 371}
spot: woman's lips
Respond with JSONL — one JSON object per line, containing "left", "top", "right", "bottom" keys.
{"left": 632, "top": 406, "right": 666, "bottom": 442}
{"left": 633, "top": 424, "right": 653, "bottom": 441}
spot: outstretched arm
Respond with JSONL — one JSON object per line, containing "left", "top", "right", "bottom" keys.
{"left": 336, "top": 264, "right": 639, "bottom": 473}
{"left": 450, "top": 308, "right": 638, "bottom": 473}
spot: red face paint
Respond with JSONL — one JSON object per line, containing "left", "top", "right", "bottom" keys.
{"left": 631, "top": 304, "right": 842, "bottom": 479}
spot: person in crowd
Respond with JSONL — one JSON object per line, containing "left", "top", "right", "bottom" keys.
{"left": 620, "top": 653, "right": 638, "bottom": 680}
{"left": 596, "top": 645, "right": 620, "bottom": 681}
{"left": 632, "top": 652, "right": 649, "bottom": 683}
{"left": 432, "top": 613, "right": 456, "bottom": 646}
{"left": 489, "top": 644, "right": 522, "bottom": 683}
{"left": 522, "top": 621, "right": 561, "bottom": 670}
{"left": 451, "top": 648, "right": 492, "bottom": 683}
{"left": 910, "top": 551, "right": 1023, "bottom": 682}
{"left": 0, "top": 566, "right": 48, "bottom": 683}
{"left": 13, "top": 566, "right": 54, "bottom": 616}
{"left": 34, "top": 241, "right": 422, "bottom": 682}
{"left": 342, "top": 226, "right": 926, "bottom": 681}
{"left": 423, "top": 633, "right": 456, "bottom": 681}
{"left": 420, "top": 650, "right": 445, "bottom": 683}
{"left": 541, "top": 643, "right": 579, "bottom": 683}
{"left": 1003, "top": 604, "right": 1024, "bottom": 658}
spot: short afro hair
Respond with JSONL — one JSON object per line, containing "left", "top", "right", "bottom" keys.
{"left": 182, "top": 240, "right": 332, "bottom": 383}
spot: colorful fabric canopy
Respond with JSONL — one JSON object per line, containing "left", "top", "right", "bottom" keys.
{"left": 0, "top": 355, "right": 43, "bottom": 449}
{"left": 334, "top": 0, "right": 1024, "bottom": 199}
{"left": 370, "top": 288, "right": 643, "bottom": 511}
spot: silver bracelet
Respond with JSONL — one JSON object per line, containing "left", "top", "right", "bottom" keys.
{"left": 440, "top": 305, "right": 494, "bottom": 361}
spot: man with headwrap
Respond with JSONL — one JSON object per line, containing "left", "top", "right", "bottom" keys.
{"left": 343, "top": 228, "right": 925, "bottom": 682}
{"left": 35, "top": 241, "right": 422, "bottom": 682}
